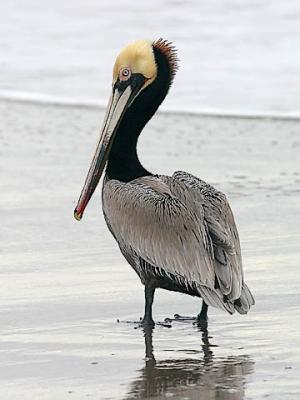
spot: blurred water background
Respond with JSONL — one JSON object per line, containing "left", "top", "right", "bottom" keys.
{"left": 1, "top": 0, "right": 300, "bottom": 116}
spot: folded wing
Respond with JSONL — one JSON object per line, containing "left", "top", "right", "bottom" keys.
{"left": 173, "top": 171, "right": 254, "bottom": 312}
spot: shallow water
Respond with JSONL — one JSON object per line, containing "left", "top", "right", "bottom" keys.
{"left": 0, "top": 100, "right": 299, "bottom": 399}
{"left": 1, "top": 1, "right": 300, "bottom": 115}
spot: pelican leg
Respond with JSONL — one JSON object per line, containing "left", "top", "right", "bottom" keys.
{"left": 118, "top": 286, "right": 170, "bottom": 327}
{"left": 197, "top": 301, "right": 208, "bottom": 322}
{"left": 141, "top": 287, "right": 155, "bottom": 326}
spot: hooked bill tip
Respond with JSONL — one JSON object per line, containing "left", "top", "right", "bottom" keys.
{"left": 74, "top": 209, "right": 82, "bottom": 221}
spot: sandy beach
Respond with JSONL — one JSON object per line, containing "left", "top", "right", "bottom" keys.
{"left": 0, "top": 99, "right": 299, "bottom": 399}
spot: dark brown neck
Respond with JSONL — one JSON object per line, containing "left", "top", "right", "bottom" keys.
{"left": 106, "top": 47, "right": 173, "bottom": 182}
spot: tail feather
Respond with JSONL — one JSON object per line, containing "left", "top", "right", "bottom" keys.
{"left": 234, "top": 283, "right": 255, "bottom": 314}
{"left": 198, "top": 285, "right": 235, "bottom": 314}
{"left": 197, "top": 282, "right": 254, "bottom": 315}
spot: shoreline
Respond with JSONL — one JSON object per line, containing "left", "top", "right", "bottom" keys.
{"left": 2, "top": 91, "right": 300, "bottom": 122}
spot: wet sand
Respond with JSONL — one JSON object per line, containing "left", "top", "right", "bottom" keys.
{"left": 0, "top": 100, "right": 299, "bottom": 399}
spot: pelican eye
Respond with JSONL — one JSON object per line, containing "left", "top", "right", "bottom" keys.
{"left": 119, "top": 67, "right": 131, "bottom": 81}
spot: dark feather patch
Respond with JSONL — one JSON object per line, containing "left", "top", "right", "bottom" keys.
{"left": 153, "top": 38, "right": 179, "bottom": 82}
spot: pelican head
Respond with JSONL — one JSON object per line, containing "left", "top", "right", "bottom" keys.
{"left": 74, "top": 38, "right": 178, "bottom": 220}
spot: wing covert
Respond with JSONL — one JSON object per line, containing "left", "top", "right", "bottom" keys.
{"left": 103, "top": 176, "right": 216, "bottom": 288}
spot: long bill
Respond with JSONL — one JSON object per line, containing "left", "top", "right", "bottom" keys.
{"left": 74, "top": 85, "right": 134, "bottom": 221}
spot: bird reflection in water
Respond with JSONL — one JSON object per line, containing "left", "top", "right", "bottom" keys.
{"left": 125, "top": 323, "right": 254, "bottom": 399}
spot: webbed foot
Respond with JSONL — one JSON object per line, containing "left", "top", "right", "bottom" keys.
{"left": 117, "top": 317, "right": 171, "bottom": 328}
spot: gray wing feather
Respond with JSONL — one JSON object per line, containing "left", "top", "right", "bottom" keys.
{"left": 103, "top": 176, "right": 215, "bottom": 287}
{"left": 173, "top": 171, "right": 254, "bottom": 310}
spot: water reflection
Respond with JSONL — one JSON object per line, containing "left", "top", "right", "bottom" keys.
{"left": 125, "top": 324, "right": 254, "bottom": 399}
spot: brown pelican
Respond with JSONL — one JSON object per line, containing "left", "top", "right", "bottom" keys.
{"left": 74, "top": 39, "right": 254, "bottom": 326}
